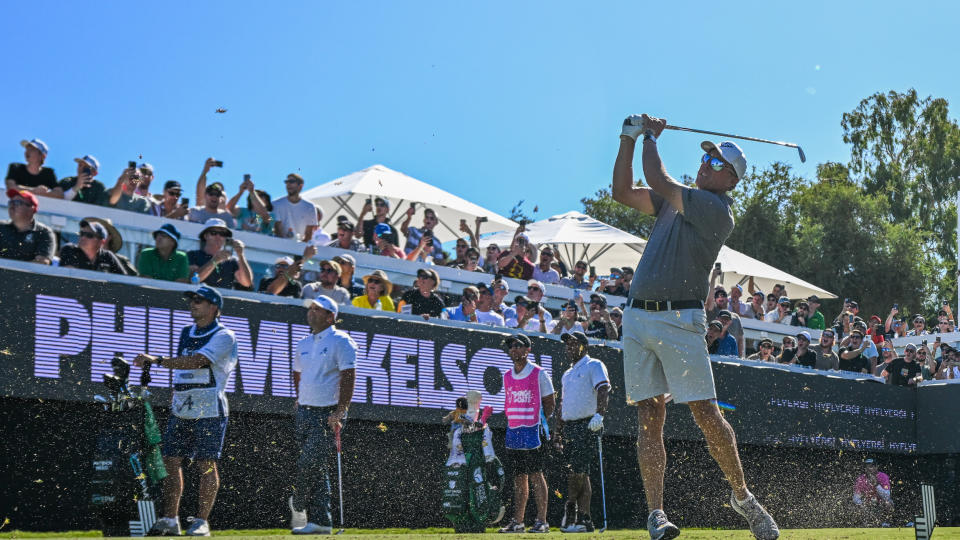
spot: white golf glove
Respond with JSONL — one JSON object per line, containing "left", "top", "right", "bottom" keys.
{"left": 588, "top": 413, "right": 604, "bottom": 432}
{"left": 621, "top": 114, "right": 645, "bottom": 141}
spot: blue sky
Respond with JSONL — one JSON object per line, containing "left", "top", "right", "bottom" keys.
{"left": 3, "top": 1, "right": 958, "bottom": 222}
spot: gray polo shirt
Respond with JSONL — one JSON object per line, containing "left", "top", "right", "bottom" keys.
{"left": 629, "top": 186, "right": 734, "bottom": 301}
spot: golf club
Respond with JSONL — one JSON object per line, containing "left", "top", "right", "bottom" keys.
{"left": 597, "top": 434, "right": 608, "bottom": 533}
{"left": 334, "top": 423, "right": 345, "bottom": 535}
{"left": 664, "top": 124, "right": 806, "bottom": 163}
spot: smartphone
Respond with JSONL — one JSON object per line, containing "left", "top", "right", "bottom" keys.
{"left": 589, "top": 265, "right": 596, "bottom": 277}
{"left": 848, "top": 314, "right": 854, "bottom": 323}
{"left": 923, "top": 339, "right": 928, "bottom": 347}
{"left": 365, "top": 198, "right": 372, "bottom": 205}
{"left": 460, "top": 218, "right": 467, "bottom": 228}
{"left": 243, "top": 174, "right": 251, "bottom": 182}
{"left": 478, "top": 216, "right": 488, "bottom": 223}
{"left": 225, "top": 238, "right": 235, "bottom": 247}
{"left": 181, "top": 197, "right": 190, "bottom": 207}
{"left": 409, "top": 202, "right": 416, "bottom": 210}
{"left": 82, "top": 166, "right": 92, "bottom": 175}
{"left": 936, "top": 336, "right": 942, "bottom": 343}
{"left": 519, "top": 219, "right": 528, "bottom": 227}
{"left": 128, "top": 161, "right": 137, "bottom": 169}
{"left": 212, "top": 160, "right": 224, "bottom": 167}
{"left": 714, "top": 262, "right": 722, "bottom": 270}
{"left": 893, "top": 303, "right": 899, "bottom": 310}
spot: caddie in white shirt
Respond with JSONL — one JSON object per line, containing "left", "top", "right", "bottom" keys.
{"left": 289, "top": 296, "right": 357, "bottom": 535}
{"left": 554, "top": 331, "right": 609, "bottom": 533}
{"left": 134, "top": 286, "right": 238, "bottom": 537}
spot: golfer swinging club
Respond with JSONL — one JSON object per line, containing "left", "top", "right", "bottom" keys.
{"left": 553, "top": 331, "right": 609, "bottom": 533}
{"left": 613, "top": 114, "right": 779, "bottom": 540}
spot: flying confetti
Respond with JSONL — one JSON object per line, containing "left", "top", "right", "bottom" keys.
{"left": 377, "top": 422, "right": 388, "bottom": 432}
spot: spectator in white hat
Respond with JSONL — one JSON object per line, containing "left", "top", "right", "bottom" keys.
{"left": 107, "top": 163, "right": 154, "bottom": 214}
{"left": 532, "top": 246, "right": 560, "bottom": 284}
{"left": 186, "top": 218, "right": 252, "bottom": 289}
{"left": 259, "top": 245, "right": 316, "bottom": 298}
{"left": 54, "top": 154, "right": 108, "bottom": 205}
{"left": 135, "top": 163, "right": 155, "bottom": 197}
{"left": 6, "top": 139, "right": 57, "bottom": 194}
{"left": 473, "top": 282, "right": 506, "bottom": 327}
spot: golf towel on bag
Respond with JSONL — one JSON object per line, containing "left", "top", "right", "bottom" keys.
{"left": 442, "top": 429, "right": 505, "bottom": 533}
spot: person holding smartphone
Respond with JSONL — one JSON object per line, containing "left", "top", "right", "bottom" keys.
{"left": 400, "top": 206, "right": 443, "bottom": 261}
{"left": 497, "top": 230, "right": 535, "bottom": 280}
{"left": 107, "top": 162, "right": 153, "bottom": 214}
{"left": 53, "top": 154, "right": 108, "bottom": 205}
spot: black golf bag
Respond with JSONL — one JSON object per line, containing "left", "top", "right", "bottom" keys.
{"left": 442, "top": 428, "right": 505, "bottom": 533}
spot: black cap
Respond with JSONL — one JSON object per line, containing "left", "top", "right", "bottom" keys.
{"left": 514, "top": 295, "right": 532, "bottom": 308}
{"left": 163, "top": 180, "right": 182, "bottom": 191}
{"left": 561, "top": 331, "right": 589, "bottom": 346}
{"left": 338, "top": 221, "right": 355, "bottom": 231}
{"left": 806, "top": 295, "right": 821, "bottom": 303}
{"left": 589, "top": 293, "right": 607, "bottom": 307}
{"left": 502, "top": 334, "right": 532, "bottom": 349}
{"left": 708, "top": 320, "right": 724, "bottom": 330}
{"left": 759, "top": 338, "right": 774, "bottom": 347}
{"left": 717, "top": 309, "right": 732, "bottom": 319}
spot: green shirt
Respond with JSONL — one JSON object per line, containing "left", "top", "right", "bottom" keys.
{"left": 137, "top": 248, "right": 189, "bottom": 282}
{"left": 807, "top": 310, "right": 826, "bottom": 330}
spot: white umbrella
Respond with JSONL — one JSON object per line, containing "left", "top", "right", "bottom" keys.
{"left": 300, "top": 164, "right": 516, "bottom": 241}
{"left": 478, "top": 211, "right": 647, "bottom": 273}
{"left": 717, "top": 245, "right": 837, "bottom": 299}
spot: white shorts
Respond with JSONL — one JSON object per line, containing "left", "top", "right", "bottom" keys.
{"left": 622, "top": 307, "right": 716, "bottom": 404}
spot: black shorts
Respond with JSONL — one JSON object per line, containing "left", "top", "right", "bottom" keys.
{"left": 505, "top": 445, "right": 546, "bottom": 475}
{"left": 562, "top": 418, "right": 597, "bottom": 474}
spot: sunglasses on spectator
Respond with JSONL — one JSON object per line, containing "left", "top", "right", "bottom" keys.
{"left": 284, "top": 179, "right": 301, "bottom": 184}
{"left": 206, "top": 231, "right": 229, "bottom": 237}
{"left": 167, "top": 190, "right": 181, "bottom": 197}
{"left": 528, "top": 286, "right": 541, "bottom": 291}
{"left": 611, "top": 313, "right": 622, "bottom": 318}
{"left": 468, "top": 257, "right": 479, "bottom": 262}
{"left": 9, "top": 199, "right": 30, "bottom": 208}
{"left": 79, "top": 230, "right": 99, "bottom": 239}
{"left": 702, "top": 153, "right": 732, "bottom": 172}
{"left": 918, "top": 351, "right": 928, "bottom": 356}
{"left": 375, "top": 202, "right": 388, "bottom": 208}
{"left": 882, "top": 347, "right": 891, "bottom": 352}
{"left": 507, "top": 342, "right": 525, "bottom": 349}
{"left": 367, "top": 278, "right": 382, "bottom": 285}
{"left": 275, "top": 263, "right": 289, "bottom": 269}
{"left": 320, "top": 267, "right": 337, "bottom": 274}
{"left": 761, "top": 343, "right": 774, "bottom": 348}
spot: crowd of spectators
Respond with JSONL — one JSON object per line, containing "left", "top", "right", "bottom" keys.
{"left": 3, "top": 137, "right": 959, "bottom": 384}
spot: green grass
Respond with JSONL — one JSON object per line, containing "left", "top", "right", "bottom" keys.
{"left": 2, "top": 528, "right": 960, "bottom": 539}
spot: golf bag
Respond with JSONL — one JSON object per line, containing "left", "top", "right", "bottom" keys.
{"left": 90, "top": 357, "right": 166, "bottom": 537}
{"left": 442, "top": 428, "right": 505, "bottom": 533}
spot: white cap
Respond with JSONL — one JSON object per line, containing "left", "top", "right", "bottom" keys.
{"left": 701, "top": 140, "right": 747, "bottom": 179}
{"left": 527, "top": 279, "right": 545, "bottom": 291}
{"left": 307, "top": 295, "right": 339, "bottom": 317}
{"left": 274, "top": 256, "right": 294, "bottom": 266}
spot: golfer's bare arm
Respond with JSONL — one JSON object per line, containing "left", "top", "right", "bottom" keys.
{"left": 613, "top": 136, "right": 685, "bottom": 215}
{"left": 542, "top": 393, "right": 556, "bottom": 419}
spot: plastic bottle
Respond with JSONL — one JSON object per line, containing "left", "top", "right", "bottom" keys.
{"left": 190, "top": 272, "right": 199, "bottom": 285}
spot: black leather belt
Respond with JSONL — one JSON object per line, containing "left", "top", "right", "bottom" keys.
{"left": 629, "top": 299, "right": 704, "bottom": 311}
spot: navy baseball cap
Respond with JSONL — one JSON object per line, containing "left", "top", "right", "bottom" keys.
{"left": 184, "top": 286, "right": 223, "bottom": 310}
{"left": 153, "top": 223, "right": 181, "bottom": 245}
{"left": 561, "top": 331, "right": 589, "bottom": 346}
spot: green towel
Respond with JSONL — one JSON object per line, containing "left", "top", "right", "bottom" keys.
{"left": 142, "top": 401, "right": 167, "bottom": 485}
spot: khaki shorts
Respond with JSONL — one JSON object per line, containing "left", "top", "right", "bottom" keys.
{"left": 622, "top": 307, "right": 716, "bottom": 404}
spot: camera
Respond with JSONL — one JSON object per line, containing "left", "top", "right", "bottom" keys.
{"left": 128, "top": 161, "right": 137, "bottom": 170}
{"left": 181, "top": 197, "right": 190, "bottom": 207}
{"left": 365, "top": 198, "right": 372, "bottom": 206}
{"left": 212, "top": 160, "right": 224, "bottom": 168}
{"left": 478, "top": 217, "right": 488, "bottom": 223}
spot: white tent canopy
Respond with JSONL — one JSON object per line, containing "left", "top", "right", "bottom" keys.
{"left": 301, "top": 164, "right": 516, "bottom": 241}
{"left": 478, "top": 211, "right": 646, "bottom": 273}
{"left": 717, "top": 245, "right": 837, "bottom": 300}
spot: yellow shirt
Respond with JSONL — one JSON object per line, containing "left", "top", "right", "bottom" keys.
{"left": 352, "top": 295, "right": 395, "bottom": 311}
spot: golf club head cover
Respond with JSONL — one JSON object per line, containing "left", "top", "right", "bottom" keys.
{"left": 480, "top": 405, "right": 493, "bottom": 426}
{"left": 621, "top": 114, "right": 646, "bottom": 141}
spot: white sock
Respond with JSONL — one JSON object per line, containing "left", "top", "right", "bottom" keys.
{"left": 736, "top": 491, "right": 754, "bottom": 505}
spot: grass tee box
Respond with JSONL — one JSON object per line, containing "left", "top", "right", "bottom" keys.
{"left": 3, "top": 528, "right": 960, "bottom": 539}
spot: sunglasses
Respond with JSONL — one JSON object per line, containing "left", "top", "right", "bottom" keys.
{"left": 611, "top": 313, "right": 622, "bottom": 318}
{"left": 167, "top": 190, "right": 182, "bottom": 197}
{"left": 528, "top": 286, "right": 541, "bottom": 291}
{"left": 284, "top": 179, "right": 301, "bottom": 184}
{"left": 375, "top": 202, "right": 388, "bottom": 208}
{"left": 206, "top": 231, "right": 229, "bottom": 237}
{"left": 367, "top": 278, "right": 382, "bottom": 285}
{"left": 507, "top": 342, "right": 525, "bottom": 349}
{"left": 79, "top": 230, "right": 99, "bottom": 239}
{"left": 701, "top": 153, "right": 731, "bottom": 172}
{"left": 761, "top": 344, "right": 774, "bottom": 348}
{"left": 9, "top": 199, "right": 30, "bottom": 208}
{"left": 320, "top": 267, "right": 338, "bottom": 274}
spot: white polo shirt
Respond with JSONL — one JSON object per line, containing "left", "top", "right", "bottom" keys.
{"left": 294, "top": 326, "right": 358, "bottom": 407}
{"left": 476, "top": 309, "right": 506, "bottom": 327}
{"left": 560, "top": 355, "right": 610, "bottom": 421}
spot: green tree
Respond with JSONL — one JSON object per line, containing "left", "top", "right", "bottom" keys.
{"left": 580, "top": 188, "right": 656, "bottom": 238}
{"left": 841, "top": 89, "right": 960, "bottom": 308}
{"left": 725, "top": 163, "right": 802, "bottom": 267}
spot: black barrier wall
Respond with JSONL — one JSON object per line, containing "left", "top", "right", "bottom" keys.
{"left": 1, "top": 264, "right": 959, "bottom": 531}
{"left": 0, "top": 265, "right": 934, "bottom": 453}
